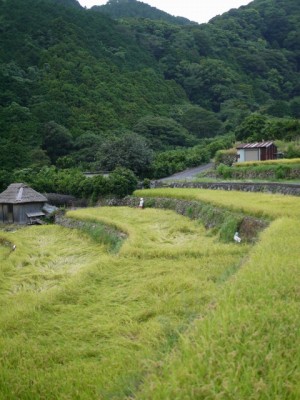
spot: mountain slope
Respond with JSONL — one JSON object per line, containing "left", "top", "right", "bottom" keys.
{"left": 0, "top": 0, "right": 299, "bottom": 174}
{"left": 0, "top": 0, "right": 188, "bottom": 169}
{"left": 92, "top": 0, "right": 195, "bottom": 25}
{"left": 52, "top": 0, "right": 82, "bottom": 8}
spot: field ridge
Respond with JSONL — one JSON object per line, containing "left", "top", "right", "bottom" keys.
{"left": 0, "top": 189, "right": 299, "bottom": 398}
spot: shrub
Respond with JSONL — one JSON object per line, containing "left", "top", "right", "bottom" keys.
{"left": 142, "top": 178, "right": 151, "bottom": 189}
{"left": 275, "top": 164, "right": 291, "bottom": 179}
{"left": 285, "top": 143, "right": 300, "bottom": 158}
{"left": 216, "top": 163, "right": 232, "bottom": 179}
{"left": 108, "top": 167, "right": 138, "bottom": 198}
{"left": 214, "top": 148, "right": 238, "bottom": 166}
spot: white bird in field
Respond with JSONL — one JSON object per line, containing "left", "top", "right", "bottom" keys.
{"left": 12, "top": 244, "right": 16, "bottom": 251}
{"left": 234, "top": 232, "right": 241, "bottom": 243}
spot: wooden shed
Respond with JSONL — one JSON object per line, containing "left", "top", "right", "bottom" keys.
{"left": 236, "top": 141, "right": 277, "bottom": 162}
{"left": 0, "top": 183, "right": 47, "bottom": 224}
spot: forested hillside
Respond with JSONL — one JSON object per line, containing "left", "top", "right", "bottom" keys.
{"left": 92, "top": 0, "right": 194, "bottom": 25}
{"left": 0, "top": 0, "right": 299, "bottom": 178}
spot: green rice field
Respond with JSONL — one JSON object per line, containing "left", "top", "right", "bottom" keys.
{"left": 0, "top": 189, "right": 299, "bottom": 399}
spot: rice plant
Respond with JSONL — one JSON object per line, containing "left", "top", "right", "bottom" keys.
{"left": 0, "top": 188, "right": 299, "bottom": 399}
{"left": 235, "top": 158, "right": 300, "bottom": 167}
{"left": 0, "top": 207, "right": 247, "bottom": 399}
{"left": 132, "top": 188, "right": 300, "bottom": 399}
{"left": 135, "top": 188, "right": 300, "bottom": 219}
{"left": 134, "top": 217, "right": 300, "bottom": 400}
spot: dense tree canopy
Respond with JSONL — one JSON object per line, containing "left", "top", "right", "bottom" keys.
{"left": 172, "top": 105, "right": 223, "bottom": 138}
{"left": 96, "top": 132, "right": 153, "bottom": 177}
{"left": 133, "top": 116, "right": 196, "bottom": 150}
{"left": 0, "top": 0, "right": 299, "bottom": 178}
{"left": 93, "top": 0, "right": 194, "bottom": 25}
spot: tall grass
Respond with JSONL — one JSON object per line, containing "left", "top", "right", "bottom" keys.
{"left": 0, "top": 225, "right": 104, "bottom": 321}
{"left": 68, "top": 207, "right": 244, "bottom": 259}
{"left": 76, "top": 220, "right": 124, "bottom": 253}
{"left": 132, "top": 188, "right": 300, "bottom": 399}
{"left": 0, "top": 207, "right": 247, "bottom": 399}
{"left": 1, "top": 189, "right": 299, "bottom": 399}
{"left": 234, "top": 158, "right": 300, "bottom": 167}
{"left": 135, "top": 188, "right": 300, "bottom": 219}
{"left": 135, "top": 218, "right": 300, "bottom": 399}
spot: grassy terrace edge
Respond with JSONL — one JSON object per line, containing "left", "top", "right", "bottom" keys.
{"left": 0, "top": 206, "right": 248, "bottom": 399}
{"left": 132, "top": 188, "right": 300, "bottom": 399}
{"left": 0, "top": 189, "right": 299, "bottom": 398}
{"left": 118, "top": 195, "right": 269, "bottom": 243}
{"left": 134, "top": 188, "right": 300, "bottom": 219}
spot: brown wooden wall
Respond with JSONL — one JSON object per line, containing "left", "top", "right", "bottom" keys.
{"left": 260, "top": 144, "right": 277, "bottom": 160}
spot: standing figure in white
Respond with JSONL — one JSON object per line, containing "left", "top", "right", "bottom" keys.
{"left": 139, "top": 198, "right": 144, "bottom": 209}
{"left": 234, "top": 232, "right": 241, "bottom": 243}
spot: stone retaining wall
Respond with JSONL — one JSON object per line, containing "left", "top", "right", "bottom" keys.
{"left": 152, "top": 181, "right": 300, "bottom": 196}
{"left": 99, "top": 196, "right": 269, "bottom": 243}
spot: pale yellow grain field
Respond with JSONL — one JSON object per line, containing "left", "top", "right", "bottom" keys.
{"left": 0, "top": 189, "right": 299, "bottom": 399}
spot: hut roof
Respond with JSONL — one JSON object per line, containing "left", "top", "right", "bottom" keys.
{"left": 0, "top": 183, "right": 47, "bottom": 204}
{"left": 236, "top": 141, "right": 275, "bottom": 149}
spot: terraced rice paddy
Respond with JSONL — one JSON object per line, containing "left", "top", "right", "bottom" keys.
{"left": 0, "top": 189, "right": 299, "bottom": 399}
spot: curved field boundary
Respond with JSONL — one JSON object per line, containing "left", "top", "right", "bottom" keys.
{"left": 135, "top": 188, "right": 300, "bottom": 219}
{"left": 0, "top": 188, "right": 299, "bottom": 399}
{"left": 0, "top": 207, "right": 248, "bottom": 399}
{"left": 107, "top": 195, "right": 269, "bottom": 243}
{"left": 132, "top": 188, "right": 300, "bottom": 399}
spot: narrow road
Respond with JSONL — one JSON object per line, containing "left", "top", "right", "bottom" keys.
{"left": 158, "top": 163, "right": 214, "bottom": 181}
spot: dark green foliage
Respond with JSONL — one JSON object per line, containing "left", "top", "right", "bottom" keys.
{"left": 205, "top": 134, "right": 236, "bottom": 158}
{"left": 173, "top": 105, "right": 223, "bottom": 138}
{"left": 0, "top": 0, "right": 299, "bottom": 175}
{"left": 290, "top": 97, "right": 300, "bottom": 118}
{"left": 90, "top": 175, "right": 111, "bottom": 199}
{"left": 42, "top": 121, "right": 74, "bottom": 163}
{"left": 285, "top": 143, "right": 300, "bottom": 158}
{"left": 142, "top": 178, "right": 151, "bottom": 189}
{"left": 235, "top": 113, "right": 268, "bottom": 142}
{"left": 152, "top": 146, "right": 210, "bottom": 179}
{"left": 0, "top": 170, "right": 12, "bottom": 192}
{"left": 267, "top": 118, "right": 300, "bottom": 141}
{"left": 93, "top": 0, "right": 194, "bottom": 26}
{"left": 216, "top": 164, "right": 233, "bottom": 179}
{"left": 235, "top": 113, "right": 300, "bottom": 142}
{"left": 108, "top": 167, "right": 138, "bottom": 198}
{"left": 149, "top": 134, "right": 234, "bottom": 179}
{"left": 176, "top": 59, "right": 240, "bottom": 112}
{"left": 0, "top": 0, "right": 186, "bottom": 173}
{"left": 275, "top": 164, "right": 291, "bottom": 179}
{"left": 263, "top": 100, "right": 291, "bottom": 118}
{"left": 7, "top": 166, "right": 137, "bottom": 200}
{"left": 0, "top": 102, "right": 40, "bottom": 170}
{"left": 133, "top": 116, "right": 196, "bottom": 150}
{"left": 96, "top": 132, "right": 153, "bottom": 177}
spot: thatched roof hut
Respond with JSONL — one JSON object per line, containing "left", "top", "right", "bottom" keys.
{"left": 0, "top": 183, "right": 47, "bottom": 224}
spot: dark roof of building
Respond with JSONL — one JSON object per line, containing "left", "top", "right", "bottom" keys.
{"left": 236, "top": 141, "right": 276, "bottom": 149}
{"left": 0, "top": 183, "right": 47, "bottom": 204}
